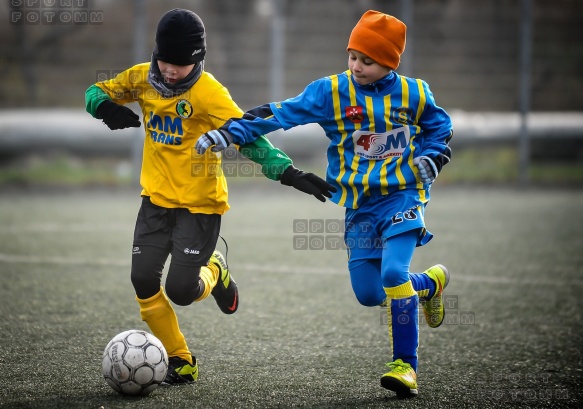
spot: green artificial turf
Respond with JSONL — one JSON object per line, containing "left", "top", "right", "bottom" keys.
{"left": 0, "top": 184, "right": 581, "bottom": 408}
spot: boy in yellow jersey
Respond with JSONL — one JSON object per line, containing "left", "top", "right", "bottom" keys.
{"left": 196, "top": 11, "right": 452, "bottom": 397}
{"left": 85, "top": 8, "right": 335, "bottom": 385}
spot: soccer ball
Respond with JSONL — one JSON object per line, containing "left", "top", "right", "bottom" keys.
{"left": 102, "top": 329, "right": 168, "bottom": 396}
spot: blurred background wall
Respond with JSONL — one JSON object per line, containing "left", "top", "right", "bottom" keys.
{"left": 0, "top": 0, "right": 582, "bottom": 186}
{"left": 1, "top": 0, "right": 582, "bottom": 111}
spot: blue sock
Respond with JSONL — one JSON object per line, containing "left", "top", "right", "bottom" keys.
{"left": 387, "top": 294, "right": 419, "bottom": 371}
{"left": 409, "top": 272, "right": 437, "bottom": 300}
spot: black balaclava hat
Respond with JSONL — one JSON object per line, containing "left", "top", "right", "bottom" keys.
{"left": 153, "top": 9, "right": 206, "bottom": 65}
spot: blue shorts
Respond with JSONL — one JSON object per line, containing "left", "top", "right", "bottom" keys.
{"left": 344, "top": 189, "right": 433, "bottom": 262}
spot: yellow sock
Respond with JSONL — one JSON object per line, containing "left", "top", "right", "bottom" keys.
{"left": 137, "top": 287, "right": 192, "bottom": 363}
{"left": 384, "top": 280, "right": 417, "bottom": 299}
{"left": 195, "top": 263, "right": 220, "bottom": 302}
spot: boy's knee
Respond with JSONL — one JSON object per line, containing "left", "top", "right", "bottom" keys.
{"left": 165, "top": 279, "right": 204, "bottom": 306}
{"left": 348, "top": 259, "right": 385, "bottom": 307}
{"left": 165, "top": 264, "right": 204, "bottom": 306}
{"left": 131, "top": 247, "right": 167, "bottom": 299}
{"left": 131, "top": 271, "right": 160, "bottom": 299}
{"left": 354, "top": 289, "right": 384, "bottom": 307}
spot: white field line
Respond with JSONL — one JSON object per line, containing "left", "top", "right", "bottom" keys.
{"left": 0, "top": 223, "right": 131, "bottom": 233}
{"left": 0, "top": 253, "right": 581, "bottom": 287}
{"left": 0, "top": 253, "right": 130, "bottom": 267}
{"left": 0, "top": 223, "right": 284, "bottom": 237}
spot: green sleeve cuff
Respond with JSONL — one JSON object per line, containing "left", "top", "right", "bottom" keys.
{"left": 85, "top": 84, "right": 112, "bottom": 118}
{"left": 239, "top": 135, "right": 293, "bottom": 181}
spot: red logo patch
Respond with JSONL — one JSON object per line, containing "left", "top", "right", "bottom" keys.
{"left": 345, "top": 106, "right": 364, "bottom": 123}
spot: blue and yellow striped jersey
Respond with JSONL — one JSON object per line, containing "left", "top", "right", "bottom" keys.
{"left": 228, "top": 70, "right": 452, "bottom": 209}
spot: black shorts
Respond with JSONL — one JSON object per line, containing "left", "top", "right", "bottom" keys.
{"left": 133, "top": 196, "right": 221, "bottom": 267}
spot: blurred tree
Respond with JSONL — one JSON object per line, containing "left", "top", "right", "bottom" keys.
{"left": 3, "top": 2, "right": 87, "bottom": 107}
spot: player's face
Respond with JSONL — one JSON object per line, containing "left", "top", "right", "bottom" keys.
{"left": 157, "top": 61, "right": 196, "bottom": 84}
{"left": 348, "top": 50, "right": 391, "bottom": 85}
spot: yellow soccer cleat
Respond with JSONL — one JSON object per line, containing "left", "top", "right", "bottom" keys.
{"left": 163, "top": 354, "right": 198, "bottom": 385}
{"left": 421, "top": 264, "right": 450, "bottom": 328}
{"left": 381, "top": 359, "right": 418, "bottom": 398}
{"left": 210, "top": 250, "right": 239, "bottom": 314}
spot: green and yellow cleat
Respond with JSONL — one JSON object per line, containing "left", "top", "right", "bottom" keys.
{"left": 421, "top": 264, "right": 450, "bottom": 328}
{"left": 162, "top": 355, "right": 198, "bottom": 385}
{"left": 210, "top": 250, "right": 239, "bottom": 314}
{"left": 381, "top": 359, "right": 418, "bottom": 398}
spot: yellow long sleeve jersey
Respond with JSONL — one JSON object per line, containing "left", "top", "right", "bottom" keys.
{"left": 86, "top": 63, "right": 291, "bottom": 214}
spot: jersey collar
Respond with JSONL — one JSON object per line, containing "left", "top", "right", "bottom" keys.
{"left": 353, "top": 71, "right": 399, "bottom": 95}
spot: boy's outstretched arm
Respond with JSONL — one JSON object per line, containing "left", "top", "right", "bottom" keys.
{"left": 195, "top": 104, "right": 280, "bottom": 153}
{"left": 237, "top": 134, "right": 336, "bottom": 203}
{"left": 196, "top": 80, "right": 330, "bottom": 153}
{"left": 197, "top": 96, "right": 336, "bottom": 201}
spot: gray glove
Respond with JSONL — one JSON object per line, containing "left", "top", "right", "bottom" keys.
{"left": 413, "top": 156, "right": 439, "bottom": 184}
{"left": 195, "top": 129, "right": 233, "bottom": 154}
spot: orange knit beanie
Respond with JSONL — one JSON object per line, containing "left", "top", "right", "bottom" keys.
{"left": 347, "top": 10, "right": 407, "bottom": 70}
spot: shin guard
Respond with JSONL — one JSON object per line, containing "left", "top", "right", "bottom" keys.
{"left": 137, "top": 287, "right": 192, "bottom": 363}
{"left": 385, "top": 281, "right": 419, "bottom": 371}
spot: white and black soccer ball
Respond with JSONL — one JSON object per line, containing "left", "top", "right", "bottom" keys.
{"left": 102, "top": 329, "right": 168, "bottom": 396}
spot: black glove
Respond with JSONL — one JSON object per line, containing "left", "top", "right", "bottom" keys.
{"left": 280, "top": 165, "right": 337, "bottom": 203}
{"left": 97, "top": 100, "right": 141, "bottom": 130}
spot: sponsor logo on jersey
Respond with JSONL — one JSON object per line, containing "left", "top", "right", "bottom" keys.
{"left": 176, "top": 99, "right": 193, "bottom": 118}
{"left": 352, "top": 127, "right": 410, "bottom": 160}
{"left": 184, "top": 248, "right": 200, "bottom": 255}
{"left": 345, "top": 105, "right": 364, "bottom": 123}
{"left": 146, "top": 111, "right": 183, "bottom": 146}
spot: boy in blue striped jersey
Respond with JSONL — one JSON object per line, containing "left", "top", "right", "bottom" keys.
{"left": 196, "top": 10, "right": 452, "bottom": 398}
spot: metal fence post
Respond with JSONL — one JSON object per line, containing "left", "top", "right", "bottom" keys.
{"left": 270, "top": 0, "right": 285, "bottom": 102}
{"left": 132, "top": 0, "right": 147, "bottom": 186}
{"left": 519, "top": 0, "right": 533, "bottom": 185}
